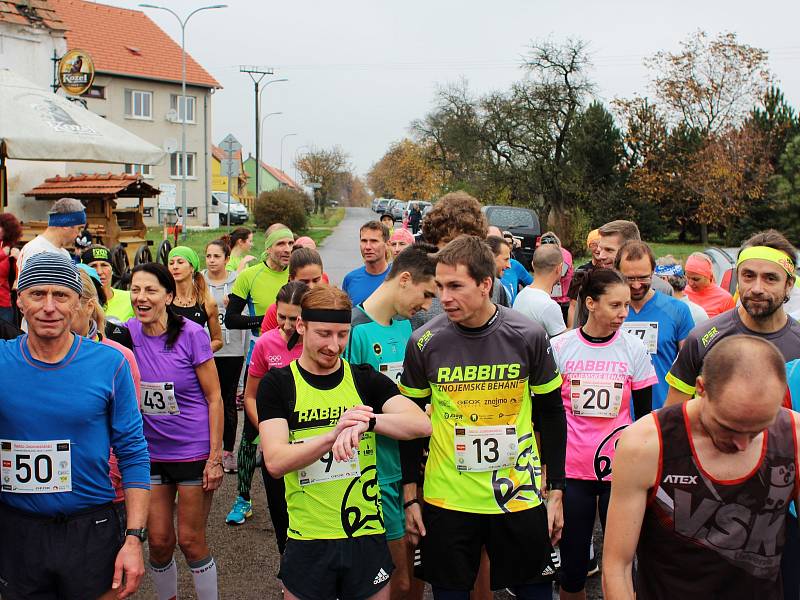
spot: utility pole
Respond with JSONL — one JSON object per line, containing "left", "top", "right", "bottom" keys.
{"left": 239, "top": 66, "right": 273, "bottom": 200}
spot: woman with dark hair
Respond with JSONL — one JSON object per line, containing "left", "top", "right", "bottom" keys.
{"left": 224, "top": 227, "right": 255, "bottom": 273}
{"left": 168, "top": 246, "right": 223, "bottom": 352}
{"left": 128, "top": 262, "right": 224, "bottom": 600}
{"left": 549, "top": 268, "right": 656, "bottom": 600}
{"left": 0, "top": 212, "right": 22, "bottom": 323}
{"left": 203, "top": 239, "right": 247, "bottom": 474}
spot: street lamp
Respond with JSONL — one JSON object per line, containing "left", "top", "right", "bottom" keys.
{"left": 280, "top": 133, "right": 297, "bottom": 173}
{"left": 255, "top": 78, "right": 288, "bottom": 195}
{"left": 258, "top": 111, "right": 283, "bottom": 193}
{"left": 139, "top": 3, "right": 227, "bottom": 238}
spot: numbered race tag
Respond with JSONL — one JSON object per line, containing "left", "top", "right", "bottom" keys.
{"left": 454, "top": 425, "right": 518, "bottom": 472}
{"left": 551, "top": 282, "right": 563, "bottom": 298}
{"left": 1, "top": 440, "right": 71, "bottom": 493}
{"left": 296, "top": 435, "right": 361, "bottom": 486}
{"left": 570, "top": 379, "right": 624, "bottom": 418}
{"left": 379, "top": 361, "right": 403, "bottom": 385}
{"left": 141, "top": 382, "right": 180, "bottom": 415}
{"left": 622, "top": 322, "right": 658, "bottom": 354}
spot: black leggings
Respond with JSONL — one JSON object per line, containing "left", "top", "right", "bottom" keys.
{"left": 215, "top": 356, "right": 245, "bottom": 452}
{"left": 560, "top": 478, "right": 610, "bottom": 593}
{"left": 260, "top": 463, "right": 289, "bottom": 554}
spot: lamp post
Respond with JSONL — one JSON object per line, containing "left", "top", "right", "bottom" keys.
{"left": 280, "top": 133, "right": 297, "bottom": 173}
{"left": 254, "top": 77, "right": 288, "bottom": 196}
{"left": 258, "top": 111, "right": 283, "bottom": 193}
{"left": 139, "top": 3, "right": 226, "bottom": 239}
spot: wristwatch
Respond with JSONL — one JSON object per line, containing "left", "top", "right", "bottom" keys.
{"left": 547, "top": 480, "right": 566, "bottom": 492}
{"left": 367, "top": 416, "right": 377, "bottom": 432}
{"left": 125, "top": 528, "right": 148, "bottom": 543}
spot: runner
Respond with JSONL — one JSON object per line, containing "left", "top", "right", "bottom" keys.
{"left": 225, "top": 224, "right": 293, "bottom": 333}
{"left": 203, "top": 239, "right": 247, "bottom": 474}
{"left": 539, "top": 232, "right": 573, "bottom": 322}
{"left": 486, "top": 235, "right": 512, "bottom": 306}
{"left": 550, "top": 267, "right": 656, "bottom": 599}
{"left": 260, "top": 247, "right": 326, "bottom": 333}
{"left": 488, "top": 226, "right": 532, "bottom": 304}
{"left": 128, "top": 262, "right": 224, "bottom": 600}
{"left": 225, "top": 227, "right": 256, "bottom": 273}
{"left": 344, "top": 243, "right": 438, "bottom": 599}
{"left": 342, "top": 221, "right": 392, "bottom": 305}
{"left": 615, "top": 241, "right": 694, "bottom": 409}
{"left": 389, "top": 228, "right": 415, "bottom": 258}
{"left": 399, "top": 235, "right": 567, "bottom": 599}
{"left": 168, "top": 246, "right": 223, "bottom": 351}
{"left": 654, "top": 256, "right": 709, "bottom": 325}
{"left": 514, "top": 244, "right": 567, "bottom": 338}
{"left": 381, "top": 212, "right": 396, "bottom": 237}
{"left": 0, "top": 253, "right": 149, "bottom": 599}
{"left": 258, "top": 285, "right": 432, "bottom": 600}
{"left": 0, "top": 212, "right": 21, "bottom": 324}
{"left": 81, "top": 245, "right": 135, "bottom": 325}
{"left": 602, "top": 336, "right": 800, "bottom": 599}
{"left": 665, "top": 230, "right": 800, "bottom": 405}
{"left": 16, "top": 197, "right": 85, "bottom": 275}
{"left": 238, "top": 281, "right": 308, "bottom": 548}
{"left": 684, "top": 252, "right": 736, "bottom": 317}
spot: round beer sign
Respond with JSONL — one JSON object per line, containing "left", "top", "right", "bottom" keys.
{"left": 58, "top": 49, "right": 95, "bottom": 96}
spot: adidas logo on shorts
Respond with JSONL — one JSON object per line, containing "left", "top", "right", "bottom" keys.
{"left": 374, "top": 568, "right": 390, "bottom": 585}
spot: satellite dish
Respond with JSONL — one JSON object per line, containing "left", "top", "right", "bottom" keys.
{"left": 163, "top": 138, "right": 178, "bottom": 154}
{"left": 165, "top": 108, "right": 178, "bottom": 122}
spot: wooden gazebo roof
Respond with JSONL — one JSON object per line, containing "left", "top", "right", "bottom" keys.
{"left": 24, "top": 173, "right": 160, "bottom": 200}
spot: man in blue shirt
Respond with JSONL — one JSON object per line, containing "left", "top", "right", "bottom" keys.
{"left": 342, "top": 220, "right": 392, "bottom": 304}
{"left": 616, "top": 241, "right": 694, "bottom": 409}
{"left": 489, "top": 227, "right": 533, "bottom": 303}
{"left": 0, "top": 253, "right": 150, "bottom": 599}
{"left": 344, "top": 242, "right": 438, "bottom": 599}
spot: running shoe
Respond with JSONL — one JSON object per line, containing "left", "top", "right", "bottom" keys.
{"left": 225, "top": 496, "right": 253, "bottom": 525}
{"left": 235, "top": 392, "right": 245, "bottom": 411}
{"left": 222, "top": 451, "right": 237, "bottom": 474}
{"left": 587, "top": 554, "right": 600, "bottom": 577}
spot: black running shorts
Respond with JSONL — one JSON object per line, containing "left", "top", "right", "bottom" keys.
{"left": 279, "top": 535, "right": 394, "bottom": 600}
{"left": 415, "top": 502, "right": 551, "bottom": 590}
{"left": 0, "top": 502, "right": 123, "bottom": 600}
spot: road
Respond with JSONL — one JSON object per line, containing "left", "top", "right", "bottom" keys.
{"left": 134, "top": 207, "right": 604, "bottom": 598}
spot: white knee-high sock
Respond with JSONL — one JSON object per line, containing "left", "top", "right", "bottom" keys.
{"left": 189, "top": 555, "right": 218, "bottom": 600}
{"left": 149, "top": 556, "right": 178, "bottom": 600}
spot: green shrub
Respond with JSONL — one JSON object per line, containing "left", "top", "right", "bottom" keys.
{"left": 253, "top": 189, "right": 308, "bottom": 232}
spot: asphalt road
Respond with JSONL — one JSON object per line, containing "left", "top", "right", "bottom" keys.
{"left": 134, "top": 207, "right": 605, "bottom": 598}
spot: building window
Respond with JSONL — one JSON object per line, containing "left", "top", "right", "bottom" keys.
{"left": 124, "top": 89, "right": 152, "bottom": 119}
{"left": 84, "top": 86, "right": 106, "bottom": 99}
{"left": 170, "top": 152, "right": 196, "bottom": 178}
{"left": 124, "top": 164, "right": 152, "bottom": 178}
{"left": 170, "top": 94, "right": 196, "bottom": 124}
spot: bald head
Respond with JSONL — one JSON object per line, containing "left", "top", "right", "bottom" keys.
{"left": 702, "top": 336, "right": 786, "bottom": 401}
{"left": 487, "top": 225, "right": 503, "bottom": 238}
{"left": 532, "top": 244, "right": 563, "bottom": 274}
{"left": 266, "top": 222, "right": 288, "bottom": 234}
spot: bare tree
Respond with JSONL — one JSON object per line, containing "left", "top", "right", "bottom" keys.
{"left": 295, "top": 146, "right": 350, "bottom": 213}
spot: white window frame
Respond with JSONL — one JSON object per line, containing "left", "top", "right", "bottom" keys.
{"left": 124, "top": 164, "right": 153, "bottom": 178}
{"left": 170, "top": 152, "right": 197, "bottom": 179}
{"left": 170, "top": 94, "right": 196, "bottom": 124}
{"left": 124, "top": 89, "right": 153, "bottom": 120}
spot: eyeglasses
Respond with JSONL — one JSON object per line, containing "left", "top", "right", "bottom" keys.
{"left": 624, "top": 275, "right": 652, "bottom": 284}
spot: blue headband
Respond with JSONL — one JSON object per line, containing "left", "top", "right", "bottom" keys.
{"left": 48, "top": 210, "right": 86, "bottom": 227}
{"left": 654, "top": 264, "right": 684, "bottom": 277}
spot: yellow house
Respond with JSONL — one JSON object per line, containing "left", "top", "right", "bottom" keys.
{"left": 211, "top": 145, "right": 248, "bottom": 199}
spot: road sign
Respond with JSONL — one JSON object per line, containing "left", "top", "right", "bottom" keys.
{"left": 220, "top": 133, "right": 242, "bottom": 154}
{"left": 158, "top": 183, "right": 176, "bottom": 210}
{"left": 221, "top": 159, "right": 240, "bottom": 177}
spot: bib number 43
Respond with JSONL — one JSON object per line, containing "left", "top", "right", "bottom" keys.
{"left": 141, "top": 382, "right": 179, "bottom": 415}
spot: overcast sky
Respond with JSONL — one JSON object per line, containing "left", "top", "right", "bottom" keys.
{"left": 104, "top": 0, "right": 800, "bottom": 178}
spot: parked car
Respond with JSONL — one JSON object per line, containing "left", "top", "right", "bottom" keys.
{"left": 481, "top": 205, "right": 541, "bottom": 270}
{"left": 375, "top": 198, "right": 391, "bottom": 214}
{"left": 390, "top": 201, "right": 407, "bottom": 222}
{"left": 371, "top": 197, "right": 381, "bottom": 211}
{"left": 211, "top": 192, "right": 249, "bottom": 225}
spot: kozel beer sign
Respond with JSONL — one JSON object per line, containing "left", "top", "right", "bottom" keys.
{"left": 58, "top": 49, "right": 95, "bottom": 96}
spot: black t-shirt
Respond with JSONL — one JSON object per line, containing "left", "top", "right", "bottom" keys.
{"left": 257, "top": 360, "right": 399, "bottom": 427}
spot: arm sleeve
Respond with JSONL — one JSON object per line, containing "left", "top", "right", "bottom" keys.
{"left": 224, "top": 293, "right": 263, "bottom": 330}
{"left": 665, "top": 331, "right": 702, "bottom": 395}
{"left": 351, "top": 364, "right": 400, "bottom": 413}
{"left": 631, "top": 341, "right": 658, "bottom": 389}
{"left": 516, "top": 261, "right": 533, "bottom": 286}
{"left": 249, "top": 337, "right": 269, "bottom": 379}
{"left": 189, "top": 325, "right": 214, "bottom": 366}
{"left": 677, "top": 301, "right": 695, "bottom": 339}
{"left": 109, "top": 358, "right": 150, "bottom": 490}
{"left": 533, "top": 387, "right": 567, "bottom": 484}
{"left": 632, "top": 386, "right": 653, "bottom": 421}
{"left": 543, "top": 302, "right": 567, "bottom": 337}
{"left": 260, "top": 303, "right": 278, "bottom": 335}
{"left": 257, "top": 369, "right": 291, "bottom": 423}
{"left": 398, "top": 335, "right": 432, "bottom": 400}
{"left": 400, "top": 437, "right": 427, "bottom": 484}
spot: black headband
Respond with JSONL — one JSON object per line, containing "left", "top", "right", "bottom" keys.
{"left": 301, "top": 308, "right": 352, "bottom": 324}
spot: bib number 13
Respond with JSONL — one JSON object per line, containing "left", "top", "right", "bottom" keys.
{"left": 454, "top": 426, "right": 518, "bottom": 472}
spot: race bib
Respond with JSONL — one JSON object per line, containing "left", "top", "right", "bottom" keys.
{"left": 454, "top": 425, "right": 518, "bottom": 472}
{"left": 1, "top": 440, "right": 72, "bottom": 493}
{"left": 141, "top": 382, "right": 180, "bottom": 415}
{"left": 551, "top": 282, "right": 563, "bottom": 298}
{"left": 379, "top": 361, "right": 403, "bottom": 385}
{"left": 570, "top": 379, "right": 624, "bottom": 418}
{"left": 622, "top": 322, "right": 658, "bottom": 354}
{"left": 296, "top": 435, "right": 361, "bottom": 486}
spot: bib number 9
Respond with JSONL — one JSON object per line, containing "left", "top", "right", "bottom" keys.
{"left": 454, "top": 426, "right": 518, "bottom": 472}
{"left": 295, "top": 436, "right": 361, "bottom": 486}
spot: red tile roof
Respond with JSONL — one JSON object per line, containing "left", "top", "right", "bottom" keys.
{"left": 211, "top": 144, "right": 242, "bottom": 163}
{"left": 263, "top": 163, "right": 301, "bottom": 190}
{"left": 50, "top": 0, "right": 220, "bottom": 88}
{"left": 0, "top": 0, "right": 65, "bottom": 30}
{"left": 24, "top": 173, "right": 161, "bottom": 198}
